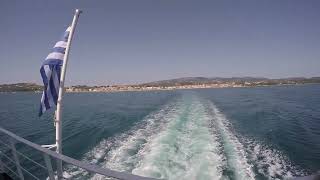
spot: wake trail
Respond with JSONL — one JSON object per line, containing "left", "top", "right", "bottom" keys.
{"left": 207, "top": 101, "right": 306, "bottom": 180}
{"left": 207, "top": 102, "right": 255, "bottom": 180}
{"left": 64, "top": 98, "right": 181, "bottom": 179}
{"left": 65, "top": 92, "right": 306, "bottom": 180}
{"left": 242, "top": 138, "right": 307, "bottom": 179}
{"left": 132, "top": 94, "right": 224, "bottom": 180}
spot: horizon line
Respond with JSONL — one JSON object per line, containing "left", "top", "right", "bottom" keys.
{"left": 1, "top": 75, "right": 320, "bottom": 86}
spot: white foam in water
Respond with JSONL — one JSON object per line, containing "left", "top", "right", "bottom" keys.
{"left": 65, "top": 93, "right": 306, "bottom": 180}
{"left": 90, "top": 100, "right": 183, "bottom": 179}
{"left": 132, "top": 96, "right": 225, "bottom": 180}
{"left": 208, "top": 102, "right": 256, "bottom": 180}
{"left": 64, "top": 99, "right": 180, "bottom": 179}
{"left": 242, "top": 138, "right": 306, "bottom": 179}
{"left": 64, "top": 136, "right": 116, "bottom": 178}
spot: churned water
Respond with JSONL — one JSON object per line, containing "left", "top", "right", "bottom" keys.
{"left": 0, "top": 85, "right": 319, "bottom": 180}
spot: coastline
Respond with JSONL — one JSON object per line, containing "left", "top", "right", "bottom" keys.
{"left": 1, "top": 83, "right": 318, "bottom": 94}
{"left": 65, "top": 83, "right": 320, "bottom": 93}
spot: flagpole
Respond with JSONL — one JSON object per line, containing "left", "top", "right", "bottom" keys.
{"left": 55, "top": 9, "right": 81, "bottom": 178}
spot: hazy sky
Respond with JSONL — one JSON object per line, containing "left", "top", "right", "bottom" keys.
{"left": 1, "top": 0, "right": 320, "bottom": 85}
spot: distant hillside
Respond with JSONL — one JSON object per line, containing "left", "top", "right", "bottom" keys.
{"left": 1, "top": 77, "right": 320, "bottom": 92}
{"left": 141, "top": 77, "right": 268, "bottom": 86}
{"left": 0, "top": 83, "right": 42, "bottom": 92}
{"left": 141, "top": 77, "right": 320, "bottom": 87}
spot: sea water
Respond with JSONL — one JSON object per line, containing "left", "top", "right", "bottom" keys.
{"left": 0, "top": 85, "right": 319, "bottom": 180}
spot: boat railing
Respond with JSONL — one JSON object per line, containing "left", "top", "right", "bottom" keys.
{"left": 0, "top": 126, "right": 156, "bottom": 180}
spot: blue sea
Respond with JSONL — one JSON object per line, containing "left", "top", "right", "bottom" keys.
{"left": 0, "top": 85, "right": 320, "bottom": 180}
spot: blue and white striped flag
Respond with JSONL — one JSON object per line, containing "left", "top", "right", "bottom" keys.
{"left": 39, "top": 26, "right": 71, "bottom": 116}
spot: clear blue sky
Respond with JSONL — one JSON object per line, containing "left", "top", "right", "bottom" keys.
{"left": 1, "top": 0, "right": 320, "bottom": 85}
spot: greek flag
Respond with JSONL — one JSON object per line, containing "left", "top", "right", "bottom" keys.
{"left": 39, "top": 26, "right": 71, "bottom": 116}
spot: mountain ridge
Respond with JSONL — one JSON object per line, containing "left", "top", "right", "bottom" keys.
{"left": 140, "top": 76, "right": 320, "bottom": 86}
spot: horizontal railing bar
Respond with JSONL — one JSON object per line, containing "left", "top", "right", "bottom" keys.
{"left": 1, "top": 162, "right": 19, "bottom": 178}
{"left": 19, "top": 165, "right": 40, "bottom": 180}
{"left": 0, "top": 138, "right": 48, "bottom": 170}
{"left": 0, "top": 151, "right": 16, "bottom": 164}
{"left": 0, "top": 127, "right": 157, "bottom": 180}
{"left": 15, "top": 150, "right": 48, "bottom": 170}
{"left": 1, "top": 142, "right": 65, "bottom": 180}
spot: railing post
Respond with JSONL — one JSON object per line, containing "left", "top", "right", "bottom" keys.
{"left": 56, "top": 158, "right": 63, "bottom": 180}
{"left": 0, "top": 157, "right": 4, "bottom": 173}
{"left": 43, "top": 154, "right": 55, "bottom": 180}
{"left": 9, "top": 139, "right": 24, "bottom": 180}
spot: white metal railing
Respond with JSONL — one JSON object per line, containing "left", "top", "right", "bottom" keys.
{"left": 0, "top": 127, "right": 157, "bottom": 180}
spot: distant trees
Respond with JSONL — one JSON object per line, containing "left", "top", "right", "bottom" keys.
{"left": 0, "top": 83, "right": 42, "bottom": 92}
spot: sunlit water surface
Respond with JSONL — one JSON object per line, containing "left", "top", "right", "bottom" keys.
{"left": 0, "top": 85, "right": 319, "bottom": 180}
